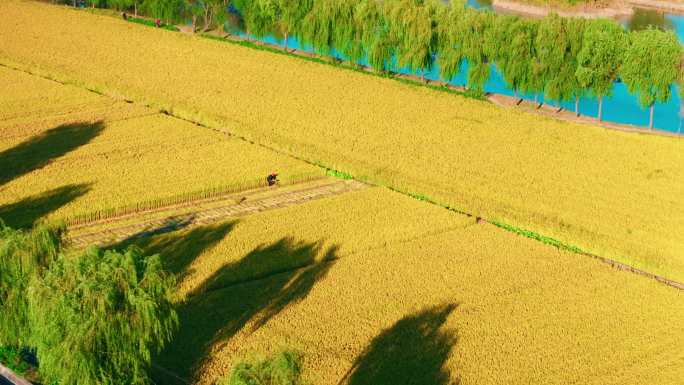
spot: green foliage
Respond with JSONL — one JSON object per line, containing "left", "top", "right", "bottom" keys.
{"left": 72, "top": 0, "right": 684, "bottom": 120}
{"left": 459, "top": 9, "right": 494, "bottom": 91}
{"left": 496, "top": 16, "right": 537, "bottom": 95}
{"left": 436, "top": 1, "right": 467, "bottom": 82}
{"left": 0, "top": 222, "right": 63, "bottom": 347}
{"left": 128, "top": 16, "right": 181, "bottom": 31}
{"left": 387, "top": 0, "right": 439, "bottom": 77}
{"left": 221, "top": 351, "right": 304, "bottom": 385}
{"left": 0, "top": 346, "right": 32, "bottom": 376}
{"left": 576, "top": 19, "right": 626, "bottom": 99}
{"left": 621, "top": 28, "right": 681, "bottom": 108}
{"left": 141, "top": 0, "right": 186, "bottom": 23}
{"left": 28, "top": 246, "right": 178, "bottom": 385}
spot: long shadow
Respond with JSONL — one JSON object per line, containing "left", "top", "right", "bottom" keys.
{"left": 0, "top": 183, "right": 90, "bottom": 228}
{"left": 0, "top": 121, "right": 104, "bottom": 187}
{"left": 115, "top": 221, "right": 236, "bottom": 282}
{"left": 344, "top": 303, "right": 460, "bottom": 385}
{"left": 152, "top": 237, "right": 337, "bottom": 384}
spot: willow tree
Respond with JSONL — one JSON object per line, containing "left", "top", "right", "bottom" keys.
{"left": 299, "top": 0, "right": 341, "bottom": 55}
{"left": 387, "top": 0, "right": 440, "bottom": 82}
{"left": 356, "top": 0, "right": 394, "bottom": 72}
{"left": 0, "top": 223, "right": 63, "bottom": 347}
{"left": 459, "top": 8, "right": 495, "bottom": 92}
{"left": 534, "top": 14, "right": 587, "bottom": 112}
{"left": 234, "top": 0, "right": 279, "bottom": 39}
{"left": 436, "top": 1, "right": 468, "bottom": 84}
{"left": 142, "top": 0, "right": 185, "bottom": 24}
{"left": 621, "top": 28, "right": 681, "bottom": 129}
{"left": 497, "top": 17, "right": 537, "bottom": 103}
{"left": 276, "top": 0, "right": 313, "bottom": 50}
{"left": 330, "top": 0, "right": 365, "bottom": 64}
{"left": 576, "top": 19, "right": 626, "bottom": 122}
{"left": 29, "top": 246, "right": 178, "bottom": 385}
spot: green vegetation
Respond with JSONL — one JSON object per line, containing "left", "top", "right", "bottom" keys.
{"left": 128, "top": 16, "right": 180, "bottom": 31}
{"left": 220, "top": 351, "right": 305, "bottom": 385}
{"left": 0, "top": 346, "right": 32, "bottom": 377}
{"left": 74, "top": 0, "right": 684, "bottom": 120}
{"left": 0, "top": 222, "right": 178, "bottom": 385}
{"left": 30, "top": 246, "right": 178, "bottom": 385}
{"left": 576, "top": 19, "right": 626, "bottom": 121}
{"left": 621, "top": 27, "right": 682, "bottom": 129}
{"left": 0, "top": 223, "right": 62, "bottom": 347}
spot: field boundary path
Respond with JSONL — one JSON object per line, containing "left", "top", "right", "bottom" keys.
{"left": 67, "top": 178, "right": 367, "bottom": 248}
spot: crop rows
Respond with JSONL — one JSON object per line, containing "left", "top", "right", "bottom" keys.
{"left": 2, "top": 0, "right": 679, "bottom": 280}
{"left": 0, "top": 65, "right": 320, "bottom": 227}
{"left": 124, "top": 187, "right": 684, "bottom": 385}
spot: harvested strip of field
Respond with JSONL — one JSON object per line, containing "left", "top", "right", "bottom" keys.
{"left": 120, "top": 188, "right": 684, "bottom": 385}
{"left": 0, "top": 66, "right": 320, "bottom": 227}
{"left": 2, "top": 1, "right": 682, "bottom": 281}
{"left": 67, "top": 178, "right": 367, "bottom": 248}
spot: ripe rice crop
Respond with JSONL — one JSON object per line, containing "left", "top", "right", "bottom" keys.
{"left": 1, "top": 1, "right": 681, "bottom": 281}
{"left": 124, "top": 187, "right": 684, "bottom": 385}
{"left": 0, "top": 66, "right": 320, "bottom": 227}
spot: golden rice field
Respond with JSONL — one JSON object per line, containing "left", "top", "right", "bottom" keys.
{"left": 1, "top": 1, "right": 681, "bottom": 281}
{"left": 0, "top": 66, "right": 319, "bottom": 227}
{"left": 121, "top": 187, "right": 684, "bottom": 385}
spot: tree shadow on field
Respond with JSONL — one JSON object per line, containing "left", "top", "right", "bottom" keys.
{"left": 343, "top": 303, "right": 460, "bottom": 385}
{"left": 0, "top": 183, "right": 90, "bottom": 228}
{"left": 115, "top": 221, "right": 236, "bottom": 284}
{"left": 152, "top": 237, "right": 338, "bottom": 385}
{"left": 0, "top": 121, "right": 104, "bottom": 187}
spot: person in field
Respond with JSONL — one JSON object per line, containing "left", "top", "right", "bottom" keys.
{"left": 155, "top": 19, "right": 161, "bottom": 28}
{"left": 266, "top": 172, "right": 278, "bottom": 186}
{"left": 122, "top": 12, "right": 127, "bottom": 21}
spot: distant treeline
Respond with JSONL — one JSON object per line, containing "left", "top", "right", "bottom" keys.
{"left": 59, "top": 0, "right": 682, "bottom": 128}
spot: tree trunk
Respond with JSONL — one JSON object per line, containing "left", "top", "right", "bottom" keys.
{"left": 192, "top": 15, "right": 197, "bottom": 33}
{"left": 134, "top": 2, "right": 137, "bottom": 17}
{"left": 203, "top": 7, "right": 210, "bottom": 32}
{"left": 421, "top": 70, "right": 425, "bottom": 83}
{"left": 649, "top": 104, "right": 654, "bottom": 130}
{"left": 598, "top": 96, "right": 603, "bottom": 122}
{"left": 575, "top": 96, "right": 580, "bottom": 117}
{"left": 284, "top": 32, "right": 288, "bottom": 51}
{"left": 534, "top": 94, "right": 542, "bottom": 109}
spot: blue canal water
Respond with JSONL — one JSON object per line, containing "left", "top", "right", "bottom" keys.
{"left": 230, "top": 1, "right": 684, "bottom": 133}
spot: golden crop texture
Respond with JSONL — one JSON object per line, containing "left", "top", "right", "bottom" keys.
{"left": 1, "top": 1, "right": 681, "bottom": 280}
{"left": 0, "top": 66, "right": 319, "bottom": 226}
{"left": 126, "top": 187, "right": 684, "bottom": 385}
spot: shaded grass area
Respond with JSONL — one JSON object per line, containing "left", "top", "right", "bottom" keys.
{"left": 0, "top": 121, "right": 104, "bottom": 187}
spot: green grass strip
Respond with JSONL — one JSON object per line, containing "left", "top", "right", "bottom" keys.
{"left": 127, "top": 17, "right": 179, "bottom": 32}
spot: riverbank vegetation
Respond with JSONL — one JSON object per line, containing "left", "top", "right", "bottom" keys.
{"left": 3, "top": 0, "right": 683, "bottom": 282}
{"left": 56, "top": 0, "right": 684, "bottom": 126}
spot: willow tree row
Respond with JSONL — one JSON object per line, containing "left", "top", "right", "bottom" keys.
{"left": 68, "top": 0, "right": 683, "bottom": 128}
{"left": 232, "top": 0, "right": 682, "bottom": 128}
